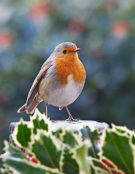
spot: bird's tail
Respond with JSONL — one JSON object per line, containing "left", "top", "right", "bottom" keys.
{"left": 17, "top": 104, "right": 26, "bottom": 113}
{"left": 17, "top": 96, "right": 42, "bottom": 114}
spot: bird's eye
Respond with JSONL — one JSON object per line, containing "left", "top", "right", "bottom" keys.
{"left": 63, "top": 50, "right": 67, "bottom": 54}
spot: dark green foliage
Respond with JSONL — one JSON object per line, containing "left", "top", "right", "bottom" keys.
{"left": 62, "top": 130, "right": 79, "bottom": 148}
{"left": 86, "top": 126, "right": 99, "bottom": 158}
{"left": 32, "top": 113, "right": 48, "bottom": 134}
{"left": 16, "top": 120, "right": 31, "bottom": 148}
{"left": 4, "top": 158, "right": 60, "bottom": 174}
{"left": 4, "top": 141, "right": 26, "bottom": 159}
{"left": 101, "top": 127, "right": 134, "bottom": 174}
{"left": 62, "top": 147, "right": 79, "bottom": 174}
{"left": 1, "top": 110, "right": 135, "bottom": 174}
{"left": 32, "top": 132, "right": 61, "bottom": 168}
{"left": 1, "top": 0, "right": 135, "bottom": 162}
{"left": 75, "top": 144, "right": 90, "bottom": 174}
{"left": 1, "top": 2, "right": 135, "bottom": 155}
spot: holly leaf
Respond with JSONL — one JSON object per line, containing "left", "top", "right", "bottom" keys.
{"left": 101, "top": 126, "right": 135, "bottom": 174}
{"left": 91, "top": 158, "right": 113, "bottom": 173}
{"left": 62, "top": 130, "right": 80, "bottom": 148}
{"left": 86, "top": 126, "right": 99, "bottom": 158}
{"left": 31, "top": 131, "right": 61, "bottom": 168}
{"left": 4, "top": 158, "right": 61, "bottom": 174}
{"left": 13, "top": 119, "right": 31, "bottom": 148}
{"left": 75, "top": 144, "right": 90, "bottom": 174}
{"left": 2, "top": 141, "right": 60, "bottom": 174}
{"left": 3, "top": 139, "right": 61, "bottom": 174}
{"left": 31, "top": 109, "right": 49, "bottom": 134}
{"left": 3, "top": 141, "right": 26, "bottom": 159}
{"left": 53, "top": 128, "right": 63, "bottom": 139}
{"left": 62, "top": 147, "right": 79, "bottom": 174}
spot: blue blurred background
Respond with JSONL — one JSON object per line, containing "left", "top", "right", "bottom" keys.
{"left": 0, "top": 0, "right": 135, "bottom": 155}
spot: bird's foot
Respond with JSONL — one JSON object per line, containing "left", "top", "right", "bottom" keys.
{"left": 66, "top": 117, "right": 80, "bottom": 121}
{"left": 65, "top": 106, "right": 80, "bottom": 121}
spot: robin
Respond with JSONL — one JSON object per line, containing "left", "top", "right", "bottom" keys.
{"left": 17, "top": 42, "right": 86, "bottom": 121}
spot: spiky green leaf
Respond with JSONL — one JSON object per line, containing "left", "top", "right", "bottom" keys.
{"left": 31, "top": 109, "right": 49, "bottom": 134}
{"left": 86, "top": 126, "right": 99, "bottom": 158}
{"left": 2, "top": 141, "right": 60, "bottom": 174}
{"left": 62, "top": 147, "right": 79, "bottom": 174}
{"left": 31, "top": 131, "right": 61, "bottom": 168}
{"left": 75, "top": 144, "right": 90, "bottom": 174}
{"left": 4, "top": 158, "right": 61, "bottom": 174}
{"left": 3, "top": 141, "right": 26, "bottom": 159}
{"left": 62, "top": 130, "right": 80, "bottom": 148}
{"left": 91, "top": 158, "right": 112, "bottom": 173}
{"left": 53, "top": 128, "right": 63, "bottom": 139}
{"left": 13, "top": 119, "right": 31, "bottom": 148}
{"left": 101, "top": 127, "right": 134, "bottom": 174}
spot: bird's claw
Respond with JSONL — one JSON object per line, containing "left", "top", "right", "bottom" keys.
{"left": 66, "top": 117, "right": 80, "bottom": 121}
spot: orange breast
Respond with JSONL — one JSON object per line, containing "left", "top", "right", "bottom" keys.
{"left": 55, "top": 54, "right": 85, "bottom": 85}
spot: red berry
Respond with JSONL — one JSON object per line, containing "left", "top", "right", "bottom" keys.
{"left": 97, "top": 139, "right": 102, "bottom": 144}
{"left": 29, "top": 156, "right": 37, "bottom": 163}
{"left": 112, "top": 21, "right": 129, "bottom": 39}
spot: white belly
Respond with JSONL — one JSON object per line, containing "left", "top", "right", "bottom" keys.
{"left": 50, "top": 76, "right": 84, "bottom": 107}
{"left": 39, "top": 73, "right": 85, "bottom": 107}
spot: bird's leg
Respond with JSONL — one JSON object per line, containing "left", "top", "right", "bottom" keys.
{"left": 46, "top": 103, "right": 48, "bottom": 118}
{"left": 65, "top": 106, "right": 80, "bottom": 121}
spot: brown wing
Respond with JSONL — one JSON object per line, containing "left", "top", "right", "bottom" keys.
{"left": 25, "top": 61, "right": 52, "bottom": 109}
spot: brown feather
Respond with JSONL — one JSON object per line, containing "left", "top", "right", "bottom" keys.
{"left": 25, "top": 61, "right": 52, "bottom": 109}
{"left": 17, "top": 104, "right": 26, "bottom": 113}
{"left": 26, "top": 94, "right": 42, "bottom": 114}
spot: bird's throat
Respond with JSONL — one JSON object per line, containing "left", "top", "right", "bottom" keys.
{"left": 55, "top": 55, "right": 85, "bottom": 85}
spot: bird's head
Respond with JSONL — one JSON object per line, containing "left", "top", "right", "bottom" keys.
{"left": 53, "top": 42, "right": 80, "bottom": 60}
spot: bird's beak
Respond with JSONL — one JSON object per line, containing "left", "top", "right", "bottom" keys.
{"left": 73, "top": 48, "right": 80, "bottom": 52}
